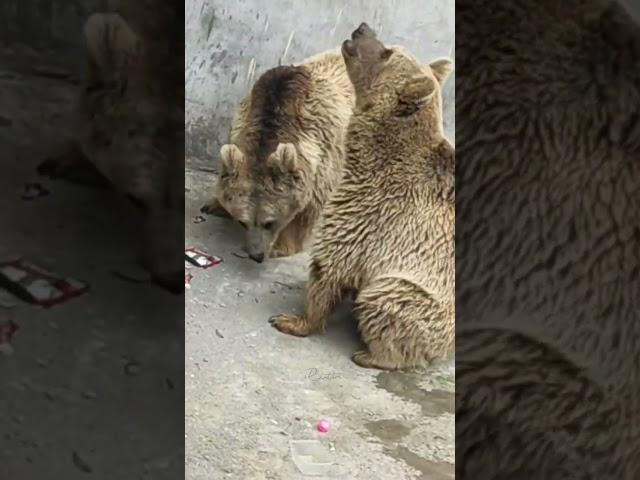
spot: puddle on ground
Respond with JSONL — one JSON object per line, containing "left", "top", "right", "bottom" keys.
{"left": 362, "top": 372, "right": 455, "bottom": 477}
{"left": 391, "top": 446, "right": 454, "bottom": 480}
{"left": 376, "top": 371, "right": 454, "bottom": 417}
{"left": 362, "top": 421, "right": 454, "bottom": 480}
{"left": 364, "top": 419, "right": 411, "bottom": 442}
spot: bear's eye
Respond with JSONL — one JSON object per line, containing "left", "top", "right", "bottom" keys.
{"left": 263, "top": 221, "right": 275, "bottom": 230}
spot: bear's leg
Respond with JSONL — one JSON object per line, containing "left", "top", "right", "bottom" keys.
{"left": 351, "top": 275, "right": 453, "bottom": 370}
{"left": 269, "top": 260, "right": 341, "bottom": 336}
{"left": 141, "top": 205, "right": 185, "bottom": 294}
{"left": 200, "top": 196, "right": 232, "bottom": 218}
{"left": 269, "top": 212, "right": 313, "bottom": 258}
{"left": 270, "top": 227, "right": 303, "bottom": 258}
{"left": 38, "top": 140, "right": 110, "bottom": 188}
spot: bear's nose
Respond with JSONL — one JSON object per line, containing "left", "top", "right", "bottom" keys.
{"left": 353, "top": 22, "right": 372, "bottom": 39}
{"left": 249, "top": 252, "right": 265, "bottom": 263}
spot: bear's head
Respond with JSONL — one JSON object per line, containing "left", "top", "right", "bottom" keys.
{"left": 341, "top": 23, "right": 453, "bottom": 135}
{"left": 215, "top": 143, "right": 311, "bottom": 262}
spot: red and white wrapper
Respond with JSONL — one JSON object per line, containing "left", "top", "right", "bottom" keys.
{"left": 0, "top": 318, "right": 18, "bottom": 355}
{"left": 184, "top": 248, "right": 222, "bottom": 269}
{"left": 185, "top": 271, "right": 194, "bottom": 288}
{"left": 0, "top": 258, "right": 89, "bottom": 307}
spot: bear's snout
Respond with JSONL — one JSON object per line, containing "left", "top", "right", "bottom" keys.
{"left": 249, "top": 252, "right": 265, "bottom": 263}
{"left": 352, "top": 22, "right": 374, "bottom": 39}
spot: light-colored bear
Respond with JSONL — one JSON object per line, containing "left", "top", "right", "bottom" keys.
{"left": 200, "top": 48, "right": 355, "bottom": 263}
{"left": 270, "top": 23, "right": 455, "bottom": 370}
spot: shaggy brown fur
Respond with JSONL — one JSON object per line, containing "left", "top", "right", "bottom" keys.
{"left": 200, "top": 48, "right": 355, "bottom": 263}
{"left": 457, "top": 325, "right": 630, "bottom": 479}
{"left": 269, "top": 23, "right": 455, "bottom": 370}
{"left": 38, "top": 0, "right": 184, "bottom": 290}
{"left": 456, "top": 0, "right": 640, "bottom": 477}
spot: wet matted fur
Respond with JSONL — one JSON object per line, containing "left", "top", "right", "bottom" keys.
{"left": 270, "top": 23, "right": 455, "bottom": 370}
{"left": 456, "top": 0, "right": 640, "bottom": 477}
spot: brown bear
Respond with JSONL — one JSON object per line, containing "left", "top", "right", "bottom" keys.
{"left": 38, "top": 0, "right": 184, "bottom": 291}
{"left": 456, "top": 0, "right": 640, "bottom": 477}
{"left": 200, "top": 47, "right": 355, "bottom": 263}
{"left": 269, "top": 23, "right": 455, "bottom": 370}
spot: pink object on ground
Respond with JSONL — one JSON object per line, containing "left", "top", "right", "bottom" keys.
{"left": 317, "top": 420, "right": 331, "bottom": 433}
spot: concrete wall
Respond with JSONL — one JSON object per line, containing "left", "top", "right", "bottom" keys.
{"left": 0, "top": 0, "right": 106, "bottom": 69}
{"left": 185, "top": 0, "right": 455, "bottom": 169}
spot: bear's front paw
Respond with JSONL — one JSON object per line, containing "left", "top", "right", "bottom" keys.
{"left": 268, "top": 314, "right": 312, "bottom": 337}
{"left": 37, "top": 155, "right": 65, "bottom": 178}
{"left": 270, "top": 238, "right": 304, "bottom": 258}
{"left": 37, "top": 153, "right": 109, "bottom": 187}
{"left": 200, "top": 198, "right": 231, "bottom": 218}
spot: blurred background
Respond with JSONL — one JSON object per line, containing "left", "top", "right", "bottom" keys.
{"left": 0, "top": 1, "right": 102, "bottom": 67}
{"left": 0, "top": 2, "right": 184, "bottom": 479}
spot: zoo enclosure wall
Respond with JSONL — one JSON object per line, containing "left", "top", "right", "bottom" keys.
{"left": 185, "top": 0, "right": 455, "bottom": 171}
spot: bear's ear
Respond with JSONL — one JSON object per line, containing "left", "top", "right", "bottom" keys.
{"left": 219, "top": 144, "right": 245, "bottom": 177}
{"left": 267, "top": 143, "right": 299, "bottom": 174}
{"left": 429, "top": 57, "right": 454, "bottom": 86}
{"left": 84, "top": 13, "right": 139, "bottom": 74}
{"left": 395, "top": 75, "right": 437, "bottom": 116}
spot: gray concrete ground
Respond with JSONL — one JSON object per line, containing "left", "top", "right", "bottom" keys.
{"left": 0, "top": 63, "right": 183, "bottom": 479}
{"left": 185, "top": 170, "right": 455, "bottom": 479}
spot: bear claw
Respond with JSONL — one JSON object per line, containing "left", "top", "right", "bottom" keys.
{"left": 269, "top": 313, "right": 310, "bottom": 337}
